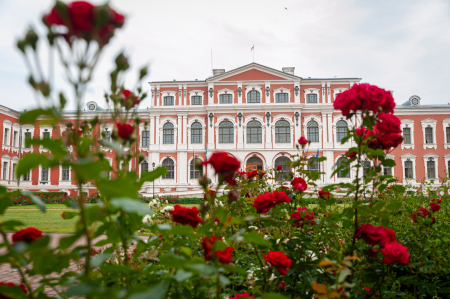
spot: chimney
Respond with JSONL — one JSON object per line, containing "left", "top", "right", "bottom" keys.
{"left": 282, "top": 67, "right": 295, "bottom": 75}
{"left": 213, "top": 69, "right": 225, "bottom": 76}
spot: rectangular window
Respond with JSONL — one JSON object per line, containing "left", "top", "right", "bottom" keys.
{"left": 3, "top": 128, "right": 9, "bottom": 145}
{"left": 12, "top": 164, "right": 16, "bottom": 181}
{"left": 191, "top": 96, "right": 202, "bottom": 105}
{"left": 383, "top": 167, "right": 392, "bottom": 176}
{"left": 163, "top": 166, "right": 174, "bottom": 179}
{"left": 23, "top": 171, "right": 30, "bottom": 181}
{"left": 219, "top": 94, "right": 232, "bottom": 104}
{"left": 2, "top": 162, "right": 7, "bottom": 180}
{"left": 43, "top": 131, "right": 50, "bottom": 139}
{"left": 276, "top": 93, "right": 288, "bottom": 103}
{"left": 425, "top": 127, "right": 433, "bottom": 143}
{"left": 41, "top": 166, "right": 49, "bottom": 181}
{"left": 142, "top": 131, "right": 150, "bottom": 147}
{"left": 404, "top": 161, "right": 413, "bottom": 179}
{"left": 13, "top": 131, "right": 17, "bottom": 147}
{"left": 427, "top": 160, "right": 436, "bottom": 179}
{"left": 61, "top": 165, "right": 70, "bottom": 181}
{"left": 24, "top": 132, "right": 32, "bottom": 148}
{"left": 306, "top": 94, "right": 317, "bottom": 103}
{"left": 447, "top": 127, "right": 450, "bottom": 144}
{"left": 104, "top": 130, "right": 111, "bottom": 142}
{"left": 164, "top": 96, "right": 174, "bottom": 105}
{"left": 448, "top": 160, "right": 450, "bottom": 176}
{"left": 403, "top": 127, "right": 411, "bottom": 144}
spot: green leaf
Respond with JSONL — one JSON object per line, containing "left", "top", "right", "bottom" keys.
{"left": 109, "top": 198, "right": 151, "bottom": 216}
{"left": 159, "top": 255, "right": 186, "bottom": 268}
{"left": 21, "top": 191, "right": 45, "bottom": 212}
{"left": 19, "top": 108, "right": 63, "bottom": 124}
{"left": 91, "top": 253, "right": 113, "bottom": 267}
{"left": 1, "top": 220, "right": 24, "bottom": 230}
{"left": 140, "top": 167, "right": 167, "bottom": 183}
{"left": 97, "top": 178, "right": 139, "bottom": 199}
{"left": 261, "top": 293, "right": 290, "bottom": 299}
{"left": 0, "top": 195, "right": 11, "bottom": 215}
{"left": 59, "top": 232, "right": 83, "bottom": 250}
{"left": 129, "top": 282, "right": 169, "bottom": 299}
{"left": 385, "top": 201, "right": 402, "bottom": 210}
{"left": 16, "top": 153, "right": 51, "bottom": 178}
{"left": 66, "top": 282, "right": 102, "bottom": 296}
{"left": 27, "top": 139, "right": 67, "bottom": 158}
{"left": 173, "top": 269, "right": 193, "bottom": 282}
{"left": 71, "top": 159, "right": 108, "bottom": 182}
{"left": 381, "top": 158, "right": 396, "bottom": 167}
{"left": 243, "top": 231, "right": 271, "bottom": 248}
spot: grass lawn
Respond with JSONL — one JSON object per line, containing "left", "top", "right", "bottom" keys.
{"left": 8, "top": 204, "right": 68, "bottom": 209}
{"left": 2, "top": 209, "right": 78, "bottom": 233}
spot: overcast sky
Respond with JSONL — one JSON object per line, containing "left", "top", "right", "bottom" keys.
{"left": 0, "top": 0, "right": 449, "bottom": 111}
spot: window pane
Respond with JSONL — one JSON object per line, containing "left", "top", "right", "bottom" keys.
{"left": 425, "top": 127, "right": 433, "bottom": 143}
{"left": 403, "top": 128, "right": 411, "bottom": 144}
{"left": 427, "top": 161, "right": 435, "bottom": 178}
{"left": 275, "top": 120, "right": 290, "bottom": 143}
{"left": 405, "top": 161, "right": 413, "bottom": 179}
{"left": 446, "top": 127, "right": 450, "bottom": 144}
{"left": 192, "top": 96, "right": 202, "bottom": 105}
{"left": 2, "top": 162, "right": 7, "bottom": 180}
{"left": 43, "top": 132, "right": 50, "bottom": 139}
{"left": 337, "top": 157, "right": 350, "bottom": 178}
{"left": 247, "top": 121, "right": 262, "bottom": 143}
{"left": 42, "top": 167, "right": 48, "bottom": 181}
{"left": 276, "top": 93, "right": 288, "bottom": 103}
{"left": 307, "top": 94, "right": 317, "bottom": 103}
{"left": 336, "top": 120, "right": 348, "bottom": 142}
{"left": 163, "top": 123, "right": 174, "bottom": 144}
{"left": 274, "top": 156, "right": 291, "bottom": 181}
{"left": 24, "top": 132, "right": 31, "bottom": 148}
{"left": 307, "top": 121, "right": 319, "bottom": 143}
{"left": 4, "top": 129, "right": 9, "bottom": 144}
{"left": 248, "top": 91, "right": 260, "bottom": 103}
{"left": 13, "top": 131, "right": 17, "bottom": 147}
{"left": 104, "top": 130, "right": 111, "bottom": 142}
{"left": 219, "top": 121, "right": 234, "bottom": 143}
{"left": 62, "top": 165, "right": 70, "bottom": 181}
{"left": 142, "top": 131, "right": 149, "bottom": 146}
{"left": 220, "top": 94, "right": 232, "bottom": 104}
{"left": 141, "top": 162, "right": 148, "bottom": 173}
{"left": 164, "top": 96, "right": 174, "bottom": 105}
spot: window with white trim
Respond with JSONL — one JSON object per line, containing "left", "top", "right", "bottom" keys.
{"left": 164, "top": 96, "right": 174, "bottom": 106}
{"left": 11, "top": 163, "right": 17, "bottom": 181}
{"left": 276, "top": 93, "right": 288, "bottom": 103}
{"left": 336, "top": 120, "right": 348, "bottom": 142}
{"left": 447, "top": 127, "right": 450, "bottom": 144}
{"left": 163, "top": 123, "right": 174, "bottom": 144}
{"left": 363, "top": 160, "right": 371, "bottom": 178}
{"left": 403, "top": 127, "right": 411, "bottom": 144}
{"left": 24, "top": 132, "right": 32, "bottom": 148}
{"left": 141, "top": 131, "right": 149, "bottom": 147}
{"left": 247, "top": 91, "right": 260, "bottom": 103}
{"left": 404, "top": 160, "right": 413, "bottom": 179}
{"left": 191, "top": 96, "right": 202, "bottom": 105}
{"left": 190, "top": 158, "right": 202, "bottom": 179}
{"left": 274, "top": 156, "right": 291, "bottom": 181}
{"left": 2, "top": 162, "right": 7, "bottom": 180}
{"left": 191, "top": 122, "right": 202, "bottom": 144}
{"left": 162, "top": 158, "right": 174, "bottom": 179}
{"left": 3, "top": 128, "right": 9, "bottom": 145}
{"left": 23, "top": 170, "right": 30, "bottom": 181}
{"left": 220, "top": 94, "right": 232, "bottom": 104}
{"left": 41, "top": 166, "right": 49, "bottom": 182}
{"left": 307, "top": 94, "right": 317, "bottom": 103}
{"left": 219, "top": 121, "right": 234, "bottom": 143}
{"left": 383, "top": 166, "right": 392, "bottom": 176}
{"left": 308, "top": 157, "right": 320, "bottom": 173}
{"left": 247, "top": 121, "right": 262, "bottom": 143}
{"left": 104, "top": 130, "right": 111, "bottom": 142}
{"left": 61, "top": 165, "right": 70, "bottom": 181}
{"left": 141, "top": 161, "right": 148, "bottom": 174}
{"left": 426, "top": 158, "right": 436, "bottom": 179}
{"left": 336, "top": 157, "right": 350, "bottom": 178}
{"left": 425, "top": 127, "right": 433, "bottom": 143}
{"left": 275, "top": 120, "right": 290, "bottom": 143}
{"left": 307, "top": 121, "right": 319, "bottom": 142}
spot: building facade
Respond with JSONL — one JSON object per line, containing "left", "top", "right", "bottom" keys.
{"left": 1, "top": 63, "right": 449, "bottom": 196}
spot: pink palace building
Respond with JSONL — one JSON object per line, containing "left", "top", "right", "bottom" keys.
{"left": 1, "top": 63, "right": 449, "bottom": 196}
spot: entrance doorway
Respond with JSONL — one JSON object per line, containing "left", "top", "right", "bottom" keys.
{"left": 246, "top": 157, "right": 263, "bottom": 172}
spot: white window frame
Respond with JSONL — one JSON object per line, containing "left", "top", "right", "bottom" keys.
{"left": 332, "top": 115, "right": 351, "bottom": 149}
{"left": 303, "top": 88, "right": 320, "bottom": 104}
{"left": 442, "top": 118, "right": 450, "bottom": 150}
{"left": 303, "top": 114, "right": 323, "bottom": 149}
{"left": 189, "top": 90, "right": 205, "bottom": 105}
{"left": 401, "top": 153, "right": 416, "bottom": 184}
{"left": 1, "top": 155, "right": 10, "bottom": 181}
{"left": 39, "top": 165, "right": 51, "bottom": 184}
{"left": 334, "top": 154, "right": 352, "bottom": 182}
{"left": 159, "top": 156, "right": 176, "bottom": 185}
{"left": 188, "top": 155, "right": 204, "bottom": 184}
{"left": 444, "top": 153, "right": 450, "bottom": 177}
{"left": 188, "top": 117, "right": 206, "bottom": 150}
{"left": 243, "top": 115, "right": 265, "bottom": 149}
{"left": 215, "top": 115, "right": 237, "bottom": 150}
{"left": 423, "top": 153, "right": 439, "bottom": 182}
{"left": 383, "top": 154, "right": 395, "bottom": 177}
{"left": 162, "top": 90, "right": 177, "bottom": 106}
{"left": 421, "top": 118, "right": 437, "bottom": 150}
{"left": 22, "top": 125, "right": 35, "bottom": 153}
{"left": 2, "top": 120, "right": 12, "bottom": 151}
{"left": 159, "top": 118, "right": 178, "bottom": 150}
{"left": 333, "top": 88, "right": 348, "bottom": 100}
{"left": 59, "top": 165, "right": 72, "bottom": 186}
{"left": 12, "top": 123, "right": 20, "bottom": 150}
{"left": 244, "top": 85, "right": 263, "bottom": 104}
{"left": 39, "top": 125, "right": 53, "bottom": 153}
{"left": 273, "top": 87, "right": 291, "bottom": 103}
{"left": 306, "top": 154, "right": 323, "bottom": 184}
{"left": 400, "top": 119, "right": 415, "bottom": 150}
{"left": 217, "top": 89, "right": 234, "bottom": 104}
{"left": 271, "top": 115, "right": 294, "bottom": 149}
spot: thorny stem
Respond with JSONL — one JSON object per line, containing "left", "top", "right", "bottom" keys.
{"left": 78, "top": 182, "right": 92, "bottom": 279}
{"left": 253, "top": 244, "right": 268, "bottom": 292}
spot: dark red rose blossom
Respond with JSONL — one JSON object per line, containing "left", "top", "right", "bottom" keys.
{"left": 252, "top": 191, "right": 290, "bottom": 213}
{"left": 430, "top": 203, "right": 440, "bottom": 212}
{"left": 410, "top": 207, "right": 431, "bottom": 222}
{"left": 318, "top": 190, "right": 331, "bottom": 200}
{"left": 0, "top": 282, "right": 27, "bottom": 297}
{"left": 228, "top": 189, "right": 239, "bottom": 201}
{"left": 204, "top": 189, "right": 216, "bottom": 201}
{"left": 276, "top": 165, "right": 283, "bottom": 171}
{"left": 116, "top": 122, "right": 134, "bottom": 140}
{"left": 247, "top": 170, "right": 258, "bottom": 179}
{"left": 333, "top": 83, "right": 395, "bottom": 116}
{"left": 290, "top": 207, "right": 316, "bottom": 228}
{"left": 355, "top": 224, "right": 396, "bottom": 247}
{"left": 380, "top": 242, "right": 410, "bottom": 265}
{"left": 298, "top": 136, "right": 308, "bottom": 145}
{"left": 215, "top": 246, "right": 233, "bottom": 265}
{"left": 430, "top": 198, "right": 442, "bottom": 204}
{"left": 169, "top": 204, "right": 202, "bottom": 228}
{"left": 345, "top": 150, "right": 357, "bottom": 160}
{"left": 202, "top": 236, "right": 233, "bottom": 265}
{"left": 229, "top": 293, "right": 254, "bottom": 299}
{"left": 258, "top": 171, "right": 266, "bottom": 178}
{"left": 122, "top": 89, "right": 141, "bottom": 107}
{"left": 291, "top": 177, "right": 307, "bottom": 192}
{"left": 12, "top": 227, "right": 42, "bottom": 244}
{"left": 264, "top": 251, "right": 292, "bottom": 275}
{"left": 206, "top": 152, "right": 240, "bottom": 182}
{"left": 277, "top": 281, "right": 287, "bottom": 290}
{"left": 375, "top": 112, "right": 402, "bottom": 135}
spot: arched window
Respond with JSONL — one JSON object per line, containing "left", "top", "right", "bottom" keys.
{"left": 308, "top": 157, "right": 320, "bottom": 173}
{"left": 274, "top": 156, "right": 291, "bottom": 181}
{"left": 191, "top": 122, "right": 202, "bottom": 144}
{"left": 219, "top": 121, "right": 234, "bottom": 143}
{"left": 276, "top": 93, "right": 288, "bottom": 103}
{"left": 141, "top": 161, "right": 148, "bottom": 173}
{"left": 163, "top": 123, "right": 174, "bottom": 144}
{"left": 247, "top": 90, "right": 260, "bottom": 103}
{"left": 220, "top": 94, "right": 232, "bottom": 104}
{"left": 336, "top": 157, "right": 350, "bottom": 178}
{"left": 247, "top": 121, "right": 262, "bottom": 143}
{"left": 162, "top": 158, "right": 174, "bottom": 179}
{"left": 164, "top": 96, "right": 174, "bottom": 106}
{"left": 336, "top": 120, "right": 348, "bottom": 142}
{"left": 307, "top": 121, "right": 319, "bottom": 142}
{"left": 275, "top": 120, "right": 290, "bottom": 143}
{"left": 191, "top": 96, "right": 202, "bottom": 105}
{"left": 246, "top": 156, "right": 263, "bottom": 172}
{"left": 190, "top": 158, "right": 202, "bottom": 179}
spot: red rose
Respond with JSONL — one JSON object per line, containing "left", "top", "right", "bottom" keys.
{"left": 116, "top": 122, "right": 134, "bottom": 140}
{"left": 169, "top": 204, "right": 202, "bottom": 228}
{"left": 12, "top": 227, "right": 42, "bottom": 244}
{"left": 410, "top": 207, "right": 430, "bottom": 222}
{"left": 430, "top": 198, "right": 441, "bottom": 204}
{"left": 345, "top": 150, "right": 357, "bottom": 160}
{"left": 333, "top": 83, "right": 395, "bottom": 116}
{"left": 204, "top": 189, "right": 216, "bottom": 201}
{"left": 291, "top": 177, "right": 307, "bottom": 192}
{"left": 290, "top": 207, "right": 316, "bottom": 228}
{"left": 369, "top": 247, "right": 379, "bottom": 258}
{"left": 207, "top": 152, "right": 240, "bottom": 182}
{"left": 215, "top": 246, "right": 233, "bottom": 265}
{"left": 264, "top": 251, "right": 292, "bottom": 275}
{"left": 247, "top": 170, "right": 258, "bottom": 179}
{"left": 375, "top": 112, "right": 402, "bottom": 135}
{"left": 430, "top": 203, "right": 440, "bottom": 212}
{"left": 229, "top": 293, "right": 254, "bottom": 299}
{"left": 228, "top": 189, "right": 239, "bottom": 201}
{"left": 298, "top": 136, "right": 308, "bottom": 145}
{"left": 380, "top": 242, "right": 410, "bottom": 265}
{"left": 252, "top": 191, "right": 290, "bottom": 213}
{"left": 122, "top": 90, "right": 141, "bottom": 107}
{"left": 318, "top": 190, "right": 331, "bottom": 200}
{"left": 276, "top": 165, "right": 283, "bottom": 171}
{"left": 258, "top": 171, "right": 266, "bottom": 178}
{"left": 277, "top": 281, "right": 287, "bottom": 290}
{"left": 202, "top": 236, "right": 233, "bottom": 265}
{"left": 0, "top": 282, "right": 27, "bottom": 297}
{"left": 355, "top": 224, "right": 396, "bottom": 247}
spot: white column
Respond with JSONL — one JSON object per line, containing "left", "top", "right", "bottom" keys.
{"left": 178, "top": 85, "right": 183, "bottom": 106}
{"left": 183, "top": 85, "right": 187, "bottom": 106}
{"left": 265, "top": 113, "right": 272, "bottom": 148}
{"left": 149, "top": 116, "right": 156, "bottom": 149}
{"left": 322, "top": 113, "right": 328, "bottom": 147}
{"left": 177, "top": 115, "right": 182, "bottom": 146}
{"left": 327, "top": 114, "right": 333, "bottom": 146}
{"left": 237, "top": 82, "right": 243, "bottom": 104}
{"left": 177, "top": 151, "right": 188, "bottom": 190}
{"left": 207, "top": 113, "right": 215, "bottom": 150}
{"left": 183, "top": 116, "right": 188, "bottom": 144}
{"left": 208, "top": 83, "right": 214, "bottom": 105}
{"left": 321, "top": 82, "right": 325, "bottom": 104}
{"left": 265, "top": 82, "right": 271, "bottom": 104}
{"left": 237, "top": 115, "right": 243, "bottom": 149}
{"left": 324, "top": 150, "right": 334, "bottom": 184}
{"left": 294, "top": 110, "right": 301, "bottom": 142}
{"left": 294, "top": 81, "right": 300, "bottom": 103}
{"left": 155, "top": 116, "right": 160, "bottom": 149}
{"left": 327, "top": 82, "right": 331, "bottom": 103}
{"left": 156, "top": 85, "right": 160, "bottom": 106}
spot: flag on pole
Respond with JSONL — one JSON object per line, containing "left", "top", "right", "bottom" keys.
{"left": 315, "top": 148, "right": 320, "bottom": 161}
{"left": 251, "top": 45, "right": 254, "bottom": 51}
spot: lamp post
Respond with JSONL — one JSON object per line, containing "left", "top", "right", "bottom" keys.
{"left": 152, "top": 162, "right": 155, "bottom": 199}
